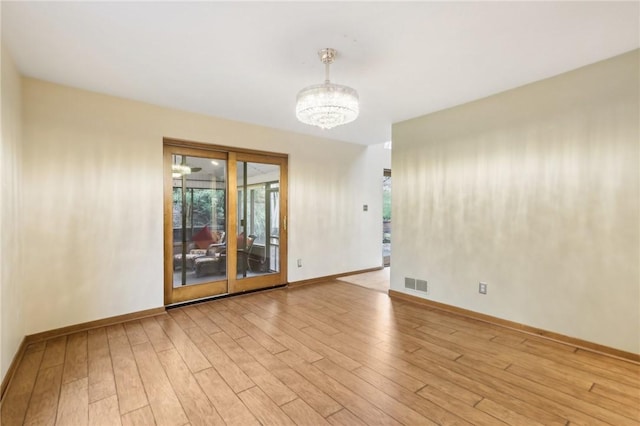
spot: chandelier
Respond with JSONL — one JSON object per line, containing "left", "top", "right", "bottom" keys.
{"left": 296, "top": 48, "right": 359, "bottom": 130}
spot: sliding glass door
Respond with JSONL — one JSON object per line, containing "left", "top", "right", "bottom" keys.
{"left": 164, "top": 142, "right": 287, "bottom": 304}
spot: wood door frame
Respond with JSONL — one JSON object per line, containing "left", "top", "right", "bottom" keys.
{"left": 163, "top": 138, "right": 288, "bottom": 305}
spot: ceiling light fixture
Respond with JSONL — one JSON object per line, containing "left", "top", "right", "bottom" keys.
{"left": 296, "top": 48, "right": 359, "bottom": 130}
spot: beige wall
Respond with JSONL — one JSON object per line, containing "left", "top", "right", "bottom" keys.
{"left": 392, "top": 50, "right": 639, "bottom": 354}
{"left": 20, "top": 78, "right": 386, "bottom": 336}
{"left": 1, "top": 44, "right": 25, "bottom": 379}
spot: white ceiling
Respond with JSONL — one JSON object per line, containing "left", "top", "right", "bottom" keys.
{"left": 2, "top": 1, "right": 638, "bottom": 146}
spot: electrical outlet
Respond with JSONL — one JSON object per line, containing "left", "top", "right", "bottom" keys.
{"left": 297, "top": 259, "right": 302, "bottom": 268}
{"left": 479, "top": 282, "right": 488, "bottom": 294}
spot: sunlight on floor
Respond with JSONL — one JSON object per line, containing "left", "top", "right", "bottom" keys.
{"left": 337, "top": 267, "right": 390, "bottom": 293}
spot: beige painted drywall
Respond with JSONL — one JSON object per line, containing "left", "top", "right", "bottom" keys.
{"left": 392, "top": 50, "right": 639, "bottom": 354}
{"left": 1, "top": 44, "right": 24, "bottom": 379}
{"left": 21, "top": 78, "right": 386, "bottom": 336}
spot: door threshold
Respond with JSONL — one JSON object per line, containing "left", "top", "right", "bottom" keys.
{"left": 166, "top": 283, "right": 287, "bottom": 309}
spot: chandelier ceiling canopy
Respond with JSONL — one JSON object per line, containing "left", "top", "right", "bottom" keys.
{"left": 296, "top": 48, "right": 359, "bottom": 130}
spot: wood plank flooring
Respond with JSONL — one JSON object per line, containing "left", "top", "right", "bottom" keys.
{"left": 2, "top": 280, "right": 639, "bottom": 425}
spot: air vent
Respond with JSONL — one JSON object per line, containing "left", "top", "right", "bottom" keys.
{"left": 404, "top": 277, "right": 416, "bottom": 290}
{"left": 416, "top": 280, "right": 428, "bottom": 292}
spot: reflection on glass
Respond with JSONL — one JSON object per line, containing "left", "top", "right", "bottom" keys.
{"left": 172, "top": 155, "right": 227, "bottom": 287}
{"left": 237, "top": 161, "right": 280, "bottom": 279}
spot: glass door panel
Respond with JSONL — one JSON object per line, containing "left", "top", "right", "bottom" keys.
{"left": 164, "top": 146, "right": 228, "bottom": 304}
{"left": 172, "top": 154, "right": 227, "bottom": 287}
{"left": 236, "top": 161, "right": 280, "bottom": 279}
{"left": 230, "top": 155, "right": 286, "bottom": 294}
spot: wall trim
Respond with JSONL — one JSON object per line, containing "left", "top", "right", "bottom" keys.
{"left": 0, "top": 337, "right": 27, "bottom": 401}
{"left": 25, "top": 307, "right": 166, "bottom": 344}
{"left": 288, "top": 267, "right": 384, "bottom": 288}
{"left": 388, "top": 290, "right": 640, "bottom": 364}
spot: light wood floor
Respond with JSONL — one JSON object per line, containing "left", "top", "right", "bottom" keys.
{"left": 2, "top": 280, "right": 639, "bottom": 425}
